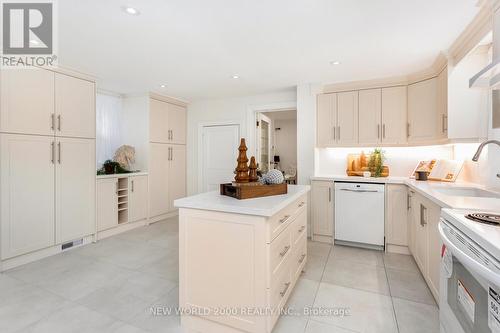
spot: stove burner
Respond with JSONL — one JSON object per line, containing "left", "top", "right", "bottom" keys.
{"left": 465, "top": 213, "right": 500, "bottom": 226}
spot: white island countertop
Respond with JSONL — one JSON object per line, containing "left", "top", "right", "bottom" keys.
{"left": 174, "top": 184, "right": 310, "bottom": 217}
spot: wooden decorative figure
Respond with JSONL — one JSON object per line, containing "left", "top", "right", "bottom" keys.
{"left": 234, "top": 138, "right": 249, "bottom": 183}
{"left": 248, "top": 156, "right": 258, "bottom": 182}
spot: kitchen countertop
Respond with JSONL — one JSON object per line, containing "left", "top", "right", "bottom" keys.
{"left": 312, "top": 175, "right": 500, "bottom": 211}
{"left": 96, "top": 171, "right": 148, "bottom": 179}
{"left": 174, "top": 184, "right": 310, "bottom": 217}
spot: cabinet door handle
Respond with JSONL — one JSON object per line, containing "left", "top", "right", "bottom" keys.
{"left": 279, "top": 245, "right": 291, "bottom": 257}
{"left": 377, "top": 124, "right": 380, "bottom": 139}
{"left": 407, "top": 194, "right": 411, "bottom": 210}
{"left": 171, "top": 130, "right": 174, "bottom": 141}
{"left": 299, "top": 254, "right": 306, "bottom": 264}
{"left": 57, "top": 142, "right": 61, "bottom": 164}
{"left": 407, "top": 123, "right": 410, "bottom": 138}
{"left": 115, "top": 181, "right": 118, "bottom": 194}
{"left": 383, "top": 124, "right": 386, "bottom": 139}
{"left": 51, "top": 114, "right": 55, "bottom": 130}
{"left": 337, "top": 126, "right": 340, "bottom": 140}
{"left": 332, "top": 126, "right": 336, "bottom": 141}
{"left": 442, "top": 115, "right": 448, "bottom": 133}
{"left": 57, "top": 115, "right": 61, "bottom": 131}
{"left": 298, "top": 225, "right": 306, "bottom": 233}
{"left": 420, "top": 204, "right": 427, "bottom": 226}
{"left": 279, "top": 215, "right": 291, "bottom": 224}
{"left": 51, "top": 141, "right": 55, "bottom": 164}
{"left": 280, "top": 282, "right": 291, "bottom": 297}
{"left": 131, "top": 180, "right": 134, "bottom": 192}
{"left": 298, "top": 201, "right": 305, "bottom": 208}
{"left": 329, "top": 188, "right": 332, "bottom": 202}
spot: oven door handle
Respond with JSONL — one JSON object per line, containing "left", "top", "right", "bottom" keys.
{"left": 438, "top": 222, "right": 500, "bottom": 285}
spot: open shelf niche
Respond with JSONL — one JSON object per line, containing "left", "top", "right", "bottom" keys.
{"left": 117, "top": 177, "right": 129, "bottom": 224}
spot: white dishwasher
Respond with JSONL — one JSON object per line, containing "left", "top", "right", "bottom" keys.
{"left": 335, "top": 182, "right": 385, "bottom": 249}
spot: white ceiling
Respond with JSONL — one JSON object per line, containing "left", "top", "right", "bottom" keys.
{"left": 58, "top": 0, "right": 480, "bottom": 101}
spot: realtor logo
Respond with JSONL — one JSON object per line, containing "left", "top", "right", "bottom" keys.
{"left": 1, "top": 0, "right": 57, "bottom": 67}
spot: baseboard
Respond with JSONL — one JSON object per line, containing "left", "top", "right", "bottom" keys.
{"left": 97, "top": 219, "right": 148, "bottom": 240}
{"left": 149, "top": 210, "right": 178, "bottom": 224}
{"left": 311, "top": 234, "right": 333, "bottom": 244}
{"left": 0, "top": 235, "right": 95, "bottom": 272}
{"left": 386, "top": 244, "right": 410, "bottom": 255}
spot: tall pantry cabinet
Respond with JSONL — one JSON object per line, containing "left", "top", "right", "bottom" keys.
{"left": 122, "top": 94, "right": 187, "bottom": 223}
{"left": 0, "top": 67, "right": 96, "bottom": 262}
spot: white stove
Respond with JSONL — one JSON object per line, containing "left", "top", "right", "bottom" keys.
{"left": 439, "top": 209, "right": 500, "bottom": 333}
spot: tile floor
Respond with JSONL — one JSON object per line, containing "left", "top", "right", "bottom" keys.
{"left": 0, "top": 217, "right": 439, "bottom": 333}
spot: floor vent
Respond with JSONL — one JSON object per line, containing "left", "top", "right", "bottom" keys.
{"left": 61, "top": 238, "right": 83, "bottom": 250}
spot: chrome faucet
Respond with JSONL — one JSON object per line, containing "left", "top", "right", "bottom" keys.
{"left": 472, "top": 140, "right": 500, "bottom": 178}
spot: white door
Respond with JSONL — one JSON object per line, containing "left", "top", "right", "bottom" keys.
{"left": 169, "top": 145, "right": 186, "bottom": 210}
{"left": 337, "top": 91, "right": 359, "bottom": 145}
{"left": 201, "top": 124, "right": 240, "bottom": 192}
{"left": 381, "top": 86, "right": 407, "bottom": 144}
{"left": 169, "top": 104, "right": 186, "bottom": 145}
{"left": 317, "top": 93, "right": 337, "bottom": 147}
{"left": 97, "top": 178, "right": 118, "bottom": 231}
{"left": 55, "top": 137, "right": 96, "bottom": 243}
{"left": 0, "top": 68, "right": 55, "bottom": 136}
{"left": 358, "top": 89, "right": 382, "bottom": 145}
{"left": 55, "top": 73, "right": 96, "bottom": 139}
{"left": 149, "top": 99, "right": 170, "bottom": 143}
{"left": 0, "top": 134, "right": 55, "bottom": 259}
{"left": 257, "top": 114, "right": 272, "bottom": 172}
{"left": 128, "top": 175, "right": 148, "bottom": 222}
{"left": 149, "top": 143, "right": 170, "bottom": 217}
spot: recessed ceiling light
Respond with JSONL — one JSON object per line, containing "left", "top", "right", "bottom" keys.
{"left": 159, "top": 84, "right": 166, "bottom": 88}
{"left": 231, "top": 75, "right": 240, "bottom": 79}
{"left": 330, "top": 61, "right": 341, "bottom": 65}
{"left": 123, "top": 6, "right": 140, "bottom": 15}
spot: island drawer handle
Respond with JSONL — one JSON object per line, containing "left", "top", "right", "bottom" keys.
{"left": 279, "top": 245, "right": 290, "bottom": 257}
{"left": 298, "top": 202, "right": 305, "bottom": 208}
{"left": 299, "top": 254, "right": 306, "bottom": 263}
{"left": 298, "top": 226, "right": 305, "bottom": 233}
{"left": 280, "top": 282, "right": 291, "bottom": 297}
{"left": 279, "top": 215, "right": 291, "bottom": 224}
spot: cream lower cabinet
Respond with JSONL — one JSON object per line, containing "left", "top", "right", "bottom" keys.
{"left": 311, "top": 181, "right": 334, "bottom": 243}
{"left": 179, "top": 194, "right": 308, "bottom": 333}
{"left": 0, "top": 134, "right": 56, "bottom": 259}
{"left": 385, "top": 185, "right": 408, "bottom": 252}
{"left": 407, "top": 190, "right": 441, "bottom": 302}
{"left": 129, "top": 175, "right": 148, "bottom": 222}
{"left": 97, "top": 174, "right": 149, "bottom": 232}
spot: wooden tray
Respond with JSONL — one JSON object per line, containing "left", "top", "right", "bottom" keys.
{"left": 220, "top": 183, "right": 287, "bottom": 200}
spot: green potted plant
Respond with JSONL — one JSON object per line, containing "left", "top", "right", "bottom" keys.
{"left": 368, "top": 148, "right": 386, "bottom": 177}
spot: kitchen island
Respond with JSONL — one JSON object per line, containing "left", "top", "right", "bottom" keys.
{"left": 174, "top": 185, "right": 310, "bottom": 333}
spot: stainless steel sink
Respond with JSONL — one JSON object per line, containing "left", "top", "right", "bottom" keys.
{"left": 435, "top": 187, "right": 500, "bottom": 199}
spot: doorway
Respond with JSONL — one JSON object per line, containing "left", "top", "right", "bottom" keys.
{"left": 256, "top": 110, "right": 298, "bottom": 183}
{"left": 200, "top": 123, "right": 240, "bottom": 192}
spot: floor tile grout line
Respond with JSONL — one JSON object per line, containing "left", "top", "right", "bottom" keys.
{"left": 383, "top": 253, "right": 401, "bottom": 333}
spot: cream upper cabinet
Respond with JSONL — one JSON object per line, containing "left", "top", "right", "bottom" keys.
{"left": 149, "top": 143, "right": 170, "bottom": 218}
{"left": 337, "top": 91, "right": 358, "bottom": 145}
{"left": 129, "top": 175, "right": 148, "bottom": 222}
{"left": 436, "top": 68, "right": 448, "bottom": 139}
{"left": 408, "top": 78, "right": 438, "bottom": 143}
{"left": 358, "top": 89, "right": 381, "bottom": 145}
{"left": 55, "top": 73, "right": 96, "bottom": 139}
{"left": 169, "top": 104, "right": 187, "bottom": 145}
{"left": 169, "top": 145, "right": 186, "bottom": 211}
{"left": 55, "top": 137, "right": 96, "bottom": 243}
{"left": 149, "top": 99, "right": 170, "bottom": 143}
{"left": 97, "top": 178, "right": 118, "bottom": 232}
{"left": 0, "top": 134, "right": 55, "bottom": 259}
{"left": 381, "top": 86, "right": 407, "bottom": 144}
{"left": 311, "top": 181, "right": 333, "bottom": 242}
{"left": 1, "top": 68, "right": 55, "bottom": 136}
{"left": 385, "top": 184, "right": 408, "bottom": 247}
{"left": 317, "top": 93, "right": 337, "bottom": 147}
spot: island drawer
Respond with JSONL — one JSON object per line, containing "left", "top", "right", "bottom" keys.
{"left": 291, "top": 208, "right": 307, "bottom": 246}
{"left": 268, "top": 257, "right": 292, "bottom": 327}
{"left": 269, "top": 227, "right": 292, "bottom": 278}
{"left": 267, "top": 194, "right": 307, "bottom": 242}
{"left": 291, "top": 236, "right": 307, "bottom": 281}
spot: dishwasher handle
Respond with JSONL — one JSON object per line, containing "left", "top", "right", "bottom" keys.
{"left": 338, "top": 188, "right": 380, "bottom": 193}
